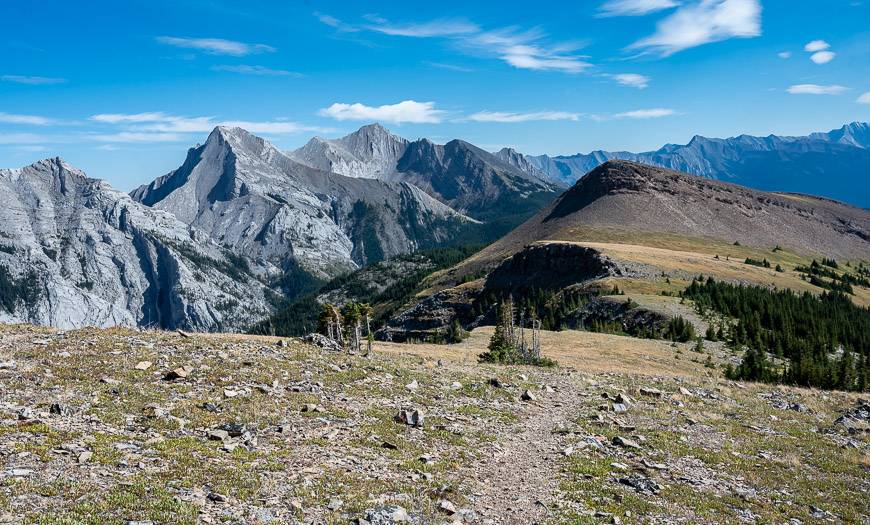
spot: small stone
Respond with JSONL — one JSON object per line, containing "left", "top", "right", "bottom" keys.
{"left": 521, "top": 389, "right": 536, "bottom": 402}
{"left": 0, "top": 361, "right": 16, "bottom": 370}
{"left": 17, "top": 407, "right": 33, "bottom": 421}
{"left": 405, "top": 379, "right": 419, "bottom": 391}
{"left": 208, "top": 429, "right": 230, "bottom": 441}
{"left": 639, "top": 387, "right": 663, "bottom": 398}
{"left": 327, "top": 497, "right": 343, "bottom": 511}
{"left": 301, "top": 403, "right": 322, "bottom": 413}
{"left": 488, "top": 377, "right": 504, "bottom": 388}
{"left": 100, "top": 376, "right": 120, "bottom": 385}
{"left": 223, "top": 388, "right": 238, "bottom": 398}
{"left": 289, "top": 500, "right": 303, "bottom": 513}
{"left": 199, "top": 402, "right": 220, "bottom": 413}
{"left": 134, "top": 361, "right": 152, "bottom": 371}
{"left": 612, "top": 403, "right": 628, "bottom": 413}
{"left": 207, "top": 492, "right": 227, "bottom": 503}
{"left": 125, "top": 521, "right": 155, "bottom": 525}
{"left": 78, "top": 451, "right": 93, "bottom": 463}
{"left": 518, "top": 374, "right": 529, "bottom": 381}
{"left": 439, "top": 500, "right": 457, "bottom": 514}
{"left": 381, "top": 441, "right": 399, "bottom": 450}
{"left": 394, "top": 409, "right": 424, "bottom": 428}
{"left": 49, "top": 403, "right": 67, "bottom": 416}
{"left": 163, "top": 366, "right": 190, "bottom": 381}
{"left": 610, "top": 462, "right": 629, "bottom": 470}
{"left": 562, "top": 447, "right": 574, "bottom": 457}
{"left": 678, "top": 387, "right": 692, "bottom": 396}
{"left": 612, "top": 436, "right": 640, "bottom": 449}
{"left": 277, "top": 339, "right": 288, "bottom": 348}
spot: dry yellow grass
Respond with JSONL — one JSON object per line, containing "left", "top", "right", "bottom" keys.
{"left": 570, "top": 241, "right": 869, "bottom": 307}
{"left": 374, "top": 326, "right": 715, "bottom": 379}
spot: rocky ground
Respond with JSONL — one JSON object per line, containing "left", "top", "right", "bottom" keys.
{"left": 0, "top": 324, "right": 867, "bottom": 524}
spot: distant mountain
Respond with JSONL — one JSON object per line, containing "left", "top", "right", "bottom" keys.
{"left": 291, "top": 124, "right": 561, "bottom": 238}
{"left": 520, "top": 122, "right": 870, "bottom": 207}
{"left": 290, "top": 123, "right": 408, "bottom": 180}
{"left": 132, "top": 126, "right": 478, "bottom": 284}
{"left": 0, "top": 158, "right": 271, "bottom": 331}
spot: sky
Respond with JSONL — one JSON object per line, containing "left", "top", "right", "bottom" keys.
{"left": 1, "top": 0, "right": 869, "bottom": 190}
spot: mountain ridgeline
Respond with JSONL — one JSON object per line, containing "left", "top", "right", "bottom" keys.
{"left": 512, "top": 122, "right": 870, "bottom": 207}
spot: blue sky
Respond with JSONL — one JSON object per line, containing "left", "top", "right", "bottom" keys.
{"left": 1, "top": 0, "right": 869, "bottom": 190}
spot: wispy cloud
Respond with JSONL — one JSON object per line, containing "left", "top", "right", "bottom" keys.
{"left": 0, "top": 112, "right": 57, "bottom": 125}
{"left": 319, "top": 100, "right": 446, "bottom": 124}
{"left": 786, "top": 84, "right": 847, "bottom": 95}
{"left": 777, "top": 51, "right": 791, "bottom": 59}
{"left": 858, "top": 92, "right": 870, "bottom": 104}
{"left": 462, "top": 28, "right": 591, "bottom": 73}
{"left": 314, "top": 12, "right": 359, "bottom": 33}
{"left": 614, "top": 108, "right": 676, "bottom": 119}
{"left": 365, "top": 18, "right": 480, "bottom": 37}
{"left": 630, "top": 0, "right": 762, "bottom": 57}
{"left": 613, "top": 73, "right": 650, "bottom": 89}
{"left": 425, "top": 62, "right": 475, "bottom": 72}
{"left": 326, "top": 15, "right": 590, "bottom": 74}
{"left": 1, "top": 75, "right": 67, "bottom": 85}
{"left": 598, "top": 0, "right": 679, "bottom": 17}
{"left": 0, "top": 133, "right": 62, "bottom": 144}
{"left": 211, "top": 65, "right": 303, "bottom": 77}
{"left": 804, "top": 40, "right": 830, "bottom": 52}
{"left": 88, "top": 112, "right": 324, "bottom": 142}
{"left": 156, "top": 36, "right": 275, "bottom": 56}
{"left": 90, "top": 132, "right": 188, "bottom": 143}
{"left": 468, "top": 111, "right": 581, "bottom": 123}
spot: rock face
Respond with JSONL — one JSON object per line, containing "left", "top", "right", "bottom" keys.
{"left": 0, "top": 158, "right": 270, "bottom": 331}
{"left": 522, "top": 122, "right": 870, "bottom": 207}
{"left": 290, "top": 123, "right": 408, "bottom": 180}
{"left": 291, "top": 124, "right": 561, "bottom": 236}
{"left": 131, "top": 126, "right": 476, "bottom": 280}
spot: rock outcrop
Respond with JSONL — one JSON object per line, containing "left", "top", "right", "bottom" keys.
{"left": 0, "top": 158, "right": 271, "bottom": 330}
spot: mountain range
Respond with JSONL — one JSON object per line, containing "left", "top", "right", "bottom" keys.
{"left": 1, "top": 122, "right": 868, "bottom": 332}
{"left": 503, "top": 122, "right": 870, "bottom": 208}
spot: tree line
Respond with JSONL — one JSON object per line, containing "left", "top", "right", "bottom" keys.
{"left": 682, "top": 277, "right": 870, "bottom": 392}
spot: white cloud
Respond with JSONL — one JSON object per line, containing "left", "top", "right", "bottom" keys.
{"left": 786, "top": 84, "right": 847, "bottom": 95}
{"left": 211, "top": 65, "right": 303, "bottom": 77}
{"left": 856, "top": 92, "right": 870, "bottom": 104}
{"left": 356, "top": 17, "right": 589, "bottom": 74}
{"left": 0, "top": 112, "right": 57, "bottom": 125}
{"left": 465, "top": 28, "right": 591, "bottom": 73}
{"left": 90, "top": 112, "right": 175, "bottom": 124}
{"left": 0, "top": 133, "right": 50, "bottom": 144}
{"left": 425, "top": 62, "right": 475, "bottom": 72}
{"left": 366, "top": 18, "right": 480, "bottom": 37}
{"left": 613, "top": 73, "right": 650, "bottom": 88}
{"left": 155, "top": 36, "right": 275, "bottom": 56}
{"left": 468, "top": 111, "right": 581, "bottom": 123}
{"left": 598, "top": 0, "right": 679, "bottom": 17}
{"left": 777, "top": 51, "right": 791, "bottom": 59}
{"left": 91, "top": 132, "right": 188, "bottom": 143}
{"left": 88, "top": 112, "right": 324, "bottom": 141}
{"left": 804, "top": 39, "right": 830, "bottom": 52}
{"left": 630, "top": 0, "right": 762, "bottom": 56}
{"left": 319, "top": 100, "right": 446, "bottom": 124}
{"left": 614, "top": 108, "right": 676, "bottom": 119}
{"left": 1, "top": 75, "right": 67, "bottom": 85}
{"left": 314, "top": 12, "right": 359, "bottom": 33}
{"left": 809, "top": 51, "right": 835, "bottom": 64}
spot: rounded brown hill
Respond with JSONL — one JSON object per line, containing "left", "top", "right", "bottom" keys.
{"left": 476, "top": 159, "right": 869, "bottom": 267}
